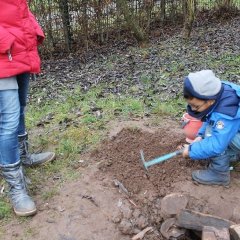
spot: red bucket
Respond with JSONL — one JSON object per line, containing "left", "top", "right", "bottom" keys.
{"left": 182, "top": 113, "right": 203, "bottom": 143}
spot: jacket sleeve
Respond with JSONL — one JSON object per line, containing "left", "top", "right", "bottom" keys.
{"left": 197, "top": 122, "right": 207, "bottom": 136}
{"left": 0, "top": 26, "right": 15, "bottom": 53}
{"left": 28, "top": 10, "right": 45, "bottom": 45}
{"left": 189, "top": 113, "right": 240, "bottom": 159}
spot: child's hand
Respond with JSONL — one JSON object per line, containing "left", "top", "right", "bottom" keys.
{"left": 177, "top": 144, "right": 186, "bottom": 150}
{"left": 177, "top": 144, "right": 189, "bottom": 158}
{"left": 182, "top": 144, "right": 189, "bottom": 158}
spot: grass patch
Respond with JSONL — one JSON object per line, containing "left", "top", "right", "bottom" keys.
{"left": 151, "top": 96, "right": 186, "bottom": 117}
{"left": 41, "top": 188, "right": 59, "bottom": 201}
{"left": 25, "top": 85, "right": 176, "bottom": 175}
{"left": 0, "top": 199, "right": 12, "bottom": 220}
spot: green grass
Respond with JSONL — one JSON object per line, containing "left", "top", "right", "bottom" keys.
{"left": 0, "top": 199, "right": 12, "bottom": 220}
{"left": 41, "top": 188, "right": 59, "bottom": 201}
{"left": 26, "top": 86, "right": 183, "bottom": 165}
{"left": 151, "top": 97, "right": 186, "bottom": 116}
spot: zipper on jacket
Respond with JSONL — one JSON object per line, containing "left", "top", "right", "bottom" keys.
{"left": 7, "top": 50, "right": 12, "bottom": 61}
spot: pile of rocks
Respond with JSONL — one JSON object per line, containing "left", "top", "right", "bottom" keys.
{"left": 160, "top": 193, "right": 240, "bottom": 240}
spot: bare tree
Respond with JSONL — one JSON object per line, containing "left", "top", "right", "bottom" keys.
{"left": 183, "top": 0, "right": 196, "bottom": 39}
{"left": 116, "top": 0, "right": 147, "bottom": 43}
{"left": 30, "top": 0, "right": 240, "bottom": 55}
{"left": 82, "top": 0, "right": 89, "bottom": 49}
{"left": 144, "top": 0, "right": 154, "bottom": 33}
{"left": 160, "top": 0, "right": 166, "bottom": 21}
{"left": 58, "top": 0, "right": 73, "bottom": 51}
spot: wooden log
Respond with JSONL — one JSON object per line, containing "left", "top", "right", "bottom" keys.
{"left": 176, "top": 209, "right": 235, "bottom": 231}
{"left": 202, "top": 226, "right": 230, "bottom": 240}
{"left": 229, "top": 224, "right": 240, "bottom": 240}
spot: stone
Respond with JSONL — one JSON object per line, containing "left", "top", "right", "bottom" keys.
{"left": 160, "top": 218, "right": 186, "bottom": 239}
{"left": 232, "top": 206, "right": 240, "bottom": 223}
{"left": 119, "top": 219, "right": 134, "bottom": 235}
{"left": 202, "top": 226, "right": 230, "bottom": 240}
{"left": 229, "top": 224, "right": 240, "bottom": 240}
{"left": 161, "top": 193, "right": 188, "bottom": 218}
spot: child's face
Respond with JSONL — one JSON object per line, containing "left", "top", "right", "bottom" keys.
{"left": 187, "top": 98, "right": 214, "bottom": 112}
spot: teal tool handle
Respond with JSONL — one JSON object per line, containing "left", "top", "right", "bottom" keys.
{"left": 145, "top": 150, "right": 183, "bottom": 168}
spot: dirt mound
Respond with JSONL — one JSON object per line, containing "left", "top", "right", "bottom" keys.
{"left": 92, "top": 124, "right": 202, "bottom": 197}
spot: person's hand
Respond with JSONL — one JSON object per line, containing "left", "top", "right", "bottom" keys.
{"left": 177, "top": 144, "right": 189, "bottom": 158}
{"left": 181, "top": 144, "right": 189, "bottom": 158}
{"left": 177, "top": 144, "right": 186, "bottom": 150}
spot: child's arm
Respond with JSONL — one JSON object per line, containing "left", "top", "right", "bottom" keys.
{"left": 196, "top": 121, "right": 207, "bottom": 138}
{"left": 189, "top": 113, "right": 240, "bottom": 159}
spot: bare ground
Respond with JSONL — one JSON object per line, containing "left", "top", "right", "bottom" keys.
{"left": 1, "top": 117, "right": 240, "bottom": 240}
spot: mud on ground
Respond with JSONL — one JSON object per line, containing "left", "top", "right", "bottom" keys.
{"left": 2, "top": 118, "right": 240, "bottom": 240}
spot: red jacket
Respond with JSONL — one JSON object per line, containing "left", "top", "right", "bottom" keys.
{"left": 0, "top": 0, "right": 44, "bottom": 78}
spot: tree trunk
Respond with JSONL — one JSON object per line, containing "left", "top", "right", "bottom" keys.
{"left": 160, "top": 0, "right": 166, "bottom": 21}
{"left": 182, "top": 0, "right": 195, "bottom": 39}
{"left": 92, "top": 0, "right": 105, "bottom": 44}
{"left": 116, "top": 0, "right": 147, "bottom": 43}
{"left": 144, "top": 0, "right": 154, "bottom": 33}
{"left": 82, "top": 0, "right": 89, "bottom": 50}
{"left": 58, "top": 0, "right": 73, "bottom": 52}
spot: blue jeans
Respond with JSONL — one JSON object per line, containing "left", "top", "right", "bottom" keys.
{"left": 17, "top": 73, "right": 30, "bottom": 135}
{"left": 0, "top": 89, "right": 20, "bottom": 167}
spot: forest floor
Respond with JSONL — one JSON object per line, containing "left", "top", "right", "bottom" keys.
{"left": 1, "top": 14, "right": 240, "bottom": 240}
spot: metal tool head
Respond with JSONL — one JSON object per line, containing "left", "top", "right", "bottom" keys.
{"left": 140, "top": 149, "right": 183, "bottom": 172}
{"left": 140, "top": 149, "right": 148, "bottom": 171}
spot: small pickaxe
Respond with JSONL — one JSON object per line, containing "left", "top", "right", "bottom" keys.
{"left": 140, "top": 149, "right": 183, "bottom": 171}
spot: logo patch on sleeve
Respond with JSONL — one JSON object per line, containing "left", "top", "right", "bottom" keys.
{"left": 216, "top": 121, "right": 224, "bottom": 130}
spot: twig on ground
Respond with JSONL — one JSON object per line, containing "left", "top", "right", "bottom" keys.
{"left": 113, "top": 179, "right": 138, "bottom": 207}
{"left": 131, "top": 227, "right": 153, "bottom": 240}
{"left": 82, "top": 194, "right": 99, "bottom": 207}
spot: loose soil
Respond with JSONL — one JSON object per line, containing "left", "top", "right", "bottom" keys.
{"left": 2, "top": 118, "right": 240, "bottom": 240}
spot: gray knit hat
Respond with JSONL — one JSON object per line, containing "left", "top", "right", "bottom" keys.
{"left": 184, "top": 70, "right": 222, "bottom": 100}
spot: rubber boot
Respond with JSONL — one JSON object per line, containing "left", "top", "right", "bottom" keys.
{"left": 1, "top": 162, "right": 37, "bottom": 216}
{"left": 18, "top": 133, "right": 55, "bottom": 167}
{"left": 192, "top": 154, "right": 230, "bottom": 186}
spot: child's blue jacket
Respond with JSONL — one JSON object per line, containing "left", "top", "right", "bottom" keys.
{"left": 189, "top": 81, "right": 240, "bottom": 159}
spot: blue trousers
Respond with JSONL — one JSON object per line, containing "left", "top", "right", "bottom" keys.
{"left": 0, "top": 73, "right": 30, "bottom": 166}
{"left": 0, "top": 89, "right": 20, "bottom": 167}
{"left": 17, "top": 73, "right": 30, "bottom": 136}
{"left": 210, "top": 133, "right": 240, "bottom": 172}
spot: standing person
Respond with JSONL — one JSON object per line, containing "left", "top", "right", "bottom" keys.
{"left": 182, "top": 70, "right": 240, "bottom": 186}
{"left": 0, "top": 0, "right": 55, "bottom": 216}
